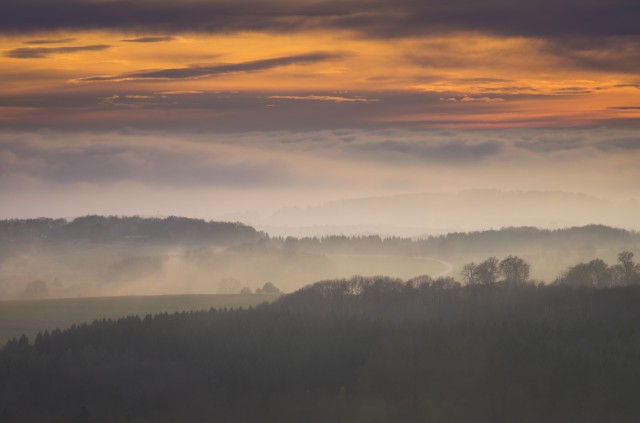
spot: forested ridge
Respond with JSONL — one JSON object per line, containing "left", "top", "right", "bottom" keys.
{"left": 0, "top": 216, "right": 264, "bottom": 245}
{"left": 3, "top": 276, "right": 640, "bottom": 422}
{"left": 2, "top": 216, "right": 638, "bottom": 255}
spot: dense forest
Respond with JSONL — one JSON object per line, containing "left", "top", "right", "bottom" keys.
{"left": 3, "top": 263, "right": 640, "bottom": 422}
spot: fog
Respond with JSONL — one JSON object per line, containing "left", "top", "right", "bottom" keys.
{"left": 2, "top": 129, "right": 640, "bottom": 233}
{"left": 0, "top": 243, "right": 449, "bottom": 300}
{"left": 1, "top": 218, "right": 637, "bottom": 300}
{"left": 257, "top": 190, "right": 640, "bottom": 237}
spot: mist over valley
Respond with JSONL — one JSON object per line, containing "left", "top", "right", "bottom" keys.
{"left": 2, "top": 0, "right": 640, "bottom": 419}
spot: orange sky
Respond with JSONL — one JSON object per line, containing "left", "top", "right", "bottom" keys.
{"left": 1, "top": 29, "right": 638, "bottom": 129}
{"left": 1, "top": 0, "right": 639, "bottom": 226}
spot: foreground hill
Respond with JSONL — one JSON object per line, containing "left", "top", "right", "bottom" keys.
{"left": 2, "top": 278, "right": 640, "bottom": 422}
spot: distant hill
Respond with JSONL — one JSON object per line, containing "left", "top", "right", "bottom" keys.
{"left": 425, "top": 224, "right": 640, "bottom": 254}
{"left": 1, "top": 215, "right": 637, "bottom": 299}
{"left": 0, "top": 215, "right": 265, "bottom": 245}
{"left": 262, "top": 190, "right": 640, "bottom": 236}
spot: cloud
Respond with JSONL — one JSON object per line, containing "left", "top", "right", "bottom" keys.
{"left": 3, "top": 128, "right": 640, "bottom": 219}
{"left": 24, "top": 38, "right": 76, "bottom": 45}
{"left": 459, "top": 96, "right": 505, "bottom": 102}
{"left": 596, "top": 138, "right": 640, "bottom": 151}
{"left": 268, "top": 95, "right": 379, "bottom": 103}
{"left": 513, "top": 131, "right": 640, "bottom": 154}
{"left": 542, "top": 37, "right": 640, "bottom": 73}
{"left": 121, "top": 36, "right": 174, "bottom": 43}
{"left": 456, "top": 78, "right": 513, "bottom": 84}
{"left": 1, "top": 0, "right": 638, "bottom": 41}
{"left": 4, "top": 44, "right": 111, "bottom": 59}
{"left": 0, "top": 0, "right": 345, "bottom": 35}
{"left": 0, "top": 69, "right": 75, "bottom": 83}
{"left": 0, "top": 131, "right": 297, "bottom": 187}
{"left": 0, "top": 89, "right": 630, "bottom": 132}
{"left": 350, "top": 139, "right": 503, "bottom": 162}
{"left": 81, "top": 52, "right": 341, "bottom": 81}
{"left": 124, "top": 95, "right": 154, "bottom": 99}
{"left": 0, "top": 131, "right": 502, "bottom": 194}
{"left": 515, "top": 136, "right": 591, "bottom": 153}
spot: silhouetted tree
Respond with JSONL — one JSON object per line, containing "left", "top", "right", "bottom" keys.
{"left": 476, "top": 257, "right": 499, "bottom": 285}
{"left": 261, "top": 282, "right": 281, "bottom": 294}
{"left": 406, "top": 275, "right": 433, "bottom": 290}
{"left": 461, "top": 262, "right": 479, "bottom": 285}
{"left": 587, "top": 259, "right": 613, "bottom": 287}
{"left": 499, "top": 255, "right": 530, "bottom": 284}
{"left": 555, "top": 258, "right": 616, "bottom": 287}
{"left": 613, "top": 251, "right": 639, "bottom": 285}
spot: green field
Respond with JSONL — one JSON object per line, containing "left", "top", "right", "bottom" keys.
{"left": 0, "top": 293, "right": 280, "bottom": 347}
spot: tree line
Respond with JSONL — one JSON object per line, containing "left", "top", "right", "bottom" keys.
{"left": 0, "top": 215, "right": 264, "bottom": 244}
{"left": 275, "top": 224, "right": 638, "bottom": 256}
{"left": 457, "top": 251, "right": 640, "bottom": 288}
{"left": 554, "top": 251, "right": 640, "bottom": 287}
{"left": 2, "top": 217, "right": 638, "bottom": 258}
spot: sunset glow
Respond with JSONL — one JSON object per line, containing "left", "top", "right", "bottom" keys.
{"left": 1, "top": 0, "right": 639, "bottom": 224}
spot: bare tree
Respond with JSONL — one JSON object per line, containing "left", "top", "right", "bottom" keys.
{"left": 499, "top": 255, "right": 530, "bottom": 284}
{"left": 614, "top": 251, "right": 639, "bottom": 285}
{"left": 476, "top": 257, "right": 499, "bottom": 285}
{"left": 461, "top": 262, "right": 478, "bottom": 285}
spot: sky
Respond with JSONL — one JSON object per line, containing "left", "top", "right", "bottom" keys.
{"left": 1, "top": 0, "right": 639, "bottom": 228}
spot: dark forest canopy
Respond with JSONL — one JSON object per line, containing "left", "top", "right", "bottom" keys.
{"left": 3, "top": 278, "right": 640, "bottom": 422}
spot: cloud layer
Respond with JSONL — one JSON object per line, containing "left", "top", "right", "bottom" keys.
{"left": 2, "top": 127, "right": 638, "bottom": 187}
{"left": 1, "top": 127, "right": 639, "bottom": 220}
{"left": 0, "top": 0, "right": 638, "bottom": 224}
{"left": 82, "top": 52, "right": 341, "bottom": 81}
{"left": 121, "top": 36, "right": 174, "bottom": 43}
{"left": 2, "top": 0, "right": 638, "bottom": 39}
{"left": 4, "top": 44, "right": 111, "bottom": 58}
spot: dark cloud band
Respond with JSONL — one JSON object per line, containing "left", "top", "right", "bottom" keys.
{"left": 121, "top": 36, "right": 174, "bottom": 43}
{"left": 1, "top": 0, "right": 638, "bottom": 39}
{"left": 24, "top": 38, "right": 76, "bottom": 45}
{"left": 4, "top": 44, "right": 111, "bottom": 59}
{"left": 81, "top": 52, "right": 342, "bottom": 81}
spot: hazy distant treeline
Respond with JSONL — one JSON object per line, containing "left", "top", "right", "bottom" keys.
{"left": 3, "top": 278, "right": 640, "bottom": 422}
{"left": 2, "top": 216, "right": 637, "bottom": 255}
{"left": 0, "top": 215, "right": 264, "bottom": 245}
{"left": 2, "top": 216, "right": 639, "bottom": 299}
{"left": 277, "top": 224, "right": 639, "bottom": 256}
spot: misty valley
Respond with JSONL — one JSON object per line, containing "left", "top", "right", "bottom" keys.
{"left": 1, "top": 216, "right": 640, "bottom": 422}
{"left": 3, "top": 0, "right": 639, "bottom": 420}
{"left": 2, "top": 216, "right": 638, "bottom": 300}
